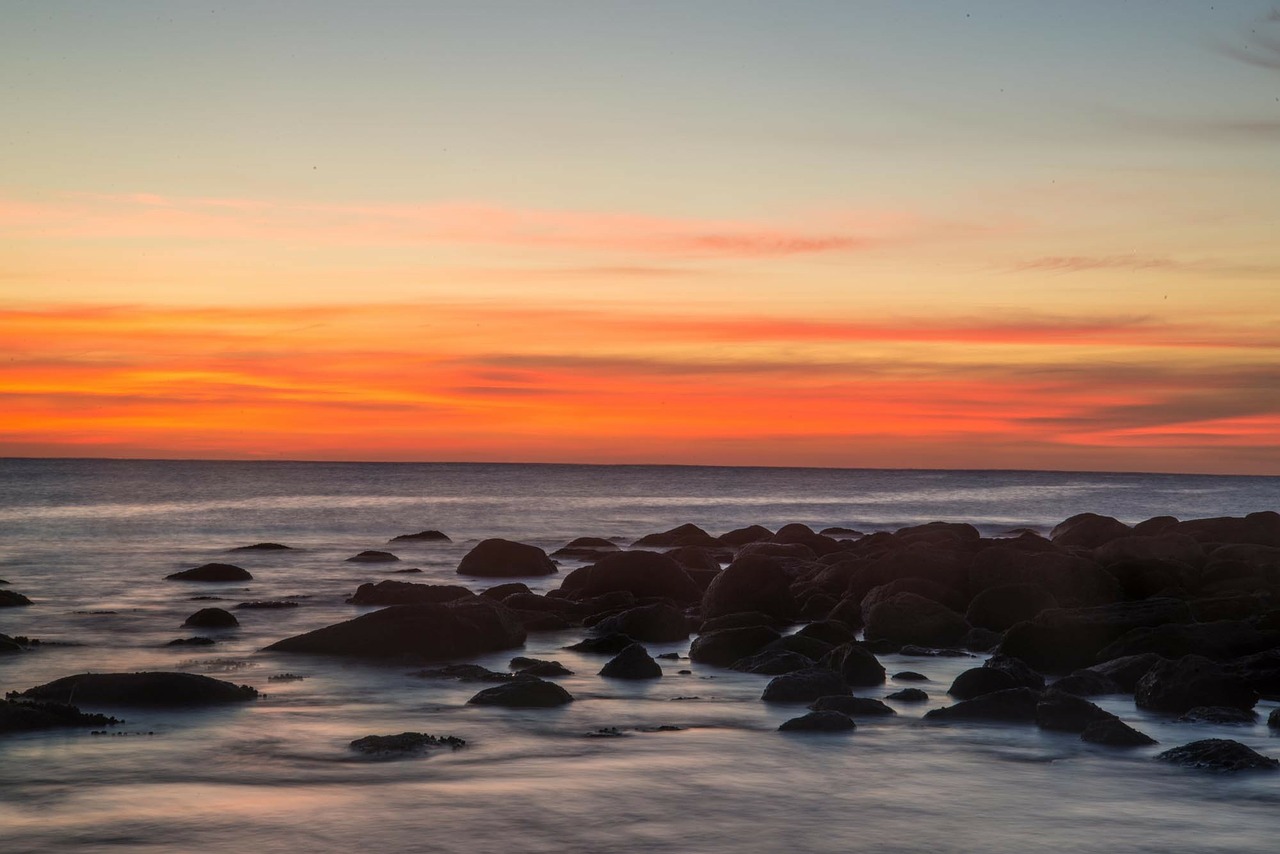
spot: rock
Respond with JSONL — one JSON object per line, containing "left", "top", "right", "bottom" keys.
{"left": 860, "top": 578, "right": 966, "bottom": 621}
{"left": 1229, "top": 649, "right": 1280, "bottom": 697}
{"left": 414, "top": 664, "right": 515, "bottom": 682}
{"left": 457, "top": 539, "right": 555, "bottom": 577}
{"left": 599, "top": 643, "right": 663, "bottom": 679}
{"left": 1051, "top": 513, "right": 1132, "bottom": 549}
{"left": 818, "top": 643, "right": 886, "bottom": 687}
{"left": 165, "top": 563, "right": 253, "bottom": 582}
{"left": 729, "top": 650, "right": 815, "bottom": 675}
{"left": 1155, "top": 739, "right": 1278, "bottom": 772}
{"left": 969, "top": 547, "right": 1120, "bottom": 608}
{"left": 1133, "top": 516, "right": 1179, "bottom": 536}
{"left": 1049, "top": 670, "right": 1122, "bottom": 696}
{"left": 1094, "top": 534, "right": 1204, "bottom": 569}
{"left": 564, "top": 633, "right": 635, "bottom": 655}
{"left": 1176, "top": 706, "right": 1257, "bottom": 725}
{"left": 183, "top": 607, "right": 238, "bottom": 628}
{"left": 765, "top": 634, "right": 834, "bottom": 661}
{"left": 820, "top": 526, "right": 864, "bottom": 539}
{"left": 228, "top": 542, "right": 293, "bottom": 552}
{"left": 592, "top": 603, "right": 689, "bottom": 642}
{"left": 551, "top": 537, "right": 620, "bottom": 559}
{"left": 808, "top": 695, "right": 895, "bottom": 716}
{"left": 736, "top": 542, "right": 817, "bottom": 561}
{"left": 509, "top": 657, "right": 573, "bottom": 677}
{"left": 1269, "top": 708, "right": 1280, "bottom": 729}
{"left": 393, "top": 568, "right": 423, "bottom": 574}
{"left": 482, "top": 582, "right": 532, "bottom": 600}
{"left": 347, "top": 580, "right": 474, "bottom": 607}
{"left": 235, "top": 601, "right": 300, "bottom": 610}
{"left": 887, "top": 688, "right": 929, "bottom": 702}
{"left": 997, "top": 598, "right": 1193, "bottom": 672}
{"left": 699, "top": 611, "right": 781, "bottom": 632}
{"left": 701, "top": 555, "right": 797, "bottom": 621}
{"left": 795, "top": 620, "right": 856, "bottom": 646}
{"left": 0, "top": 590, "right": 33, "bottom": 607}
{"left": 346, "top": 550, "right": 399, "bottom": 563}
{"left": 13, "top": 672, "right": 257, "bottom": 706}
{"left": 984, "top": 654, "right": 1046, "bottom": 690}
{"left": 633, "top": 523, "right": 723, "bottom": 549}
{"left": 265, "top": 598, "right": 526, "bottom": 661}
{"left": 468, "top": 678, "right": 574, "bottom": 708}
{"left": 1095, "top": 620, "right": 1278, "bottom": 663}
{"left": 664, "top": 546, "right": 725, "bottom": 572}
{"left": 1135, "top": 655, "right": 1258, "bottom": 713}
{"left": 761, "top": 668, "right": 851, "bottom": 703}
{"left": 1105, "top": 558, "right": 1196, "bottom": 601}
{"left": 689, "top": 626, "right": 782, "bottom": 667}
{"left": 778, "top": 710, "right": 856, "bottom": 732}
{"left": 893, "top": 671, "right": 929, "bottom": 682}
{"left": 864, "top": 593, "right": 969, "bottom": 648}
{"left": 1081, "top": 719, "right": 1158, "bottom": 747}
{"left": 1083, "top": 653, "right": 1163, "bottom": 692}
{"left": 963, "top": 627, "right": 1004, "bottom": 653}
{"left": 825, "top": 597, "right": 865, "bottom": 630}
{"left": 0, "top": 699, "right": 120, "bottom": 734}
{"left": 389, "top": 530, "right": 451, "bottom": 543}
{"left": 349, "top": 732, "right": 464, "bottom": 756}
{"left": 948, "top": 667, "right": 1020, "bottom": 700}
{"left": 1035, "top": 692, "right": 1118, "bottom": 733}
{"left": 718, "top": 525, "right": 774, "bottom": 546}
{"left": 165, "top": 636, "right": 215, "bottom": 647}
{"left": 562, "top": 551, "right": 700, "bottom": 602}
{"left": 924, "top": 688, "right": 1042, "bottom": 723}
{"left": 965, "top": 584, "right": 1058, "bottom": 632}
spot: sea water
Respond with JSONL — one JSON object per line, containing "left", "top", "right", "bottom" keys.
{"left": 1, "top": 459, "right": 1278, "bottom": 853}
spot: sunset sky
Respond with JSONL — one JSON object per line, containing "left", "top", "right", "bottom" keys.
{"left": 2, "top": 1, "right": 1278, "bottom": 473}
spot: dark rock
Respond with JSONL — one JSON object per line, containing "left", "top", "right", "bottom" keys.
{"left": 562, "top": 551, "right": 700, "bottom": 602}
{"left": 1081, "top": 719, "right": 1158, "bottom": 747}
{"left": 183, "top": 607, "right": 238, "bottom": 628}
{"left": 1229, "top": 649, "right": 1280, "bottom": 697}
{"left": 564, "top": 633, "right": 635, "bottom": 654}
{"left": 481, "top": 582, "right": 532, "bottom": 600}
{"left": 825, "top": 596, "right": 865, "bottom": 630}
{"left": 1, "top": 699, "right": 120, "bottom": 734}
{"left": 1269, "top": 709, "right": 1280, "bottom": 729}
{"left": 235, "top": 601, "right": 300, "bottom": 610}
{"left": 1084, "top": 653, "right": 1163, "bottom": 692}
{"left": 599, "top": 643, "right": 663, "bottom": 679}
{"left": 1035, "top": 692, "right": 1118, "bottom": 733}
{"left": 893, "top": 671, "right": 929, "bottom": 681}
{"left": 1155, "top": 739, "right": 1278, "bottom": 772}
{"left": 963, "top": 627, "right": 1004, "bottom": 652}
{"left": 808, "top": 695, "right": 895, "bottom": 716}
{"left": 1050, "top": 670, "right": 1122, "bottom": 696}
{"left": 997, "top": 598, "right": 1193, "bottom": 672}
{"left": 228, "top": 542, "right": 293, "bottom": 552}
{"left": 509, "top": 610, "right": 572, "bottom": 632}
{"left": 864, "top": 593, "right": 969, "bottom": 648}
{"left": 165, "top": 636, "right": 215, "bottom": 647}
{"left": 797, "top": 593, "right": 839, "bottom": 620}
{"left": 764, "top": 634, "right": 835, "bottom": 661}
{"left": 948, "top": 667, "right": 1020, "bottom": 700}
{"left": 166, "top": 563, "right": 253, "bottom": 582}
{"left": 0, "top": 590, "right": 33, "bottom": 607}
{"left": 457, "top": 539, "right": 555, "bottom": 577}
{"left": 468, "top": 678, "right": 574, "bottom": 708}
{"left": 265, "top": 598, "right": 525, "bottom": 661}
{"left": 1133, "top": 516, "right": 1179, "bottom": 536}
{"left": 1051, "top": 513, "right": 1132, "bottom": 549}
{"left": 861, "top": 578, "right": 966, "bottom": 621}
{"left": 898, "top": 645, "right": 972, "bottom": 657}
{"left": 1105, "top": 558, "right": 1196, "bottom": 601}
{"left": 702, "top": 555, "right": 797, "bottom": 621}
{"left": 965, "top": 584, "right": 1058, "bottom": 632}
{"left": 1135, "top": 654, "right": 1258, "bottom": 713}
{"left": 719, "top": 525, "right": 774, "bottom": 546}
{"left": 551, "top": 537, "right": 620, "bottom": 559}
{"left": 664, "top": 546, "right": 725, "bottom": 572}
{"left": 633, "top": 523, "right": 723, "bottom": 549}
{"left": 887, "top": 688, "right": 929, "bottom": 702}
{"left": 592, "top": 603, "right": 689, "bottom": 642}
{"left": 1176, "top": 706, "right": 1257, "bottom": 725}
{"left": 346, "top": 550, "right": 400, "bottom": 563}
{"left": 413, "top": 664, "right": 516, "bottom": 683}
{"left": 778, "top": 710, "right": 856, "bottom": 732}
{"left": 969, "top": 547, "right": 1119, "bottom": 608}
{"left": 349, "top": 732, "right": 464, "bottom": 756}
{"left": 984, "top": 654, "right": 1046, "bottom": 690}
{"left": 924, "top": 688, "right": 1042, "bottom": 723}
{"left": 689, "top": 626, "right": 781, "bottom": 667}
{"left": 761, "top": 668, "right": 851, "bottom": 703}
{"left": 1095, "top": 620, "right": 1278, "bottom": 663}
{"left": 819, "top": 526, "right": 864, "bottom": 539}
{"left": 818, "top": 643, "right": 886, "bottom": 687}
{"left": 13, "top": 672, "right": 257, "bottom": 707}
{"left": 509, "top": 656, "right": 573, "bottom": 676}
{"left": 795, "top": 620, "right": 855, "bottom": 646}
{"left": 389, "top": 530, "right": 451, "bottom": 543}
{"left": 729, "top": 650, "right": 815, "bottom": 675}
{"left": 700, "top": 611, "right": 781, "bottom": 632}
{"left": 1094, "top": 534, "right": 1204, "bottom": 569}
{"left": 735, "top": 542, "right": 816, "bottom": 562}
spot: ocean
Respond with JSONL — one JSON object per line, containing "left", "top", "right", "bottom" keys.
{"left": 1, "top": 459, "right": 1278, "bottom": 853}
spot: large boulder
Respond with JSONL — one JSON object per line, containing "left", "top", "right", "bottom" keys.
{"left": 924, "top": 687, "right": 1041, "bottom": 723}
{"left": 13, "top": 672, "right": 257, "bottom": 707}
{"left": 719, "top": 525, "right": 774, "bottom": 546}
{"left": 969, "top": 547, "right": 1120, "bottom": 607}
{"left": 0, "top": 590, "right": 33, "bottom": 607}
{"left": 1134, "top": 654, "right": 1257, "bottom": 713}
{"left": 183, "top": 607, "right": 238, "bottom": 628}
{"left": 561, "top": 551, "right": 700, "bottom": 603}
{"left": 457, "top": 539, "right": 556, "bottom": 577}
{"left": 1155, "top": 739, "right": 1278, "bottom": 772}
{"left": 165, "top": 563, "right": 253, "bottom": 582}
{"left": 761, "top": 668, "right": 851, "bottom": 703}
{"left": 860, "top": 578, "right": 966, "bottom": 622}
{"left": 591, "top": 603, "right": 689, "bottom": 642}
{"left": 818, "top": 643, "right": 886, "bottom": 687}
{"left": 689, "top": 626, "right": 781, "bottom": 667}
{"left": 1081, "top": 718, "right": 1158, "bottom": 747}
{"left": 265, "top": 598, "right": 526, "bottom": 661}
{"left": 701, "top": 555, "right": 796, "bottom": 621}
{"left": 599, "top": 643, "right": 663, "bottom": 679}
{"left": 1170, "top": 513, "right": 1280, "bottom": 548}
{"left": 863, "top": 593, "right": 969, "bottom": 648}
{"left": 467, "top": 678, "right": 573, "bottom": 708}
{"left": 551, "top": 537, "right": 620, "bottom": 559}
{"left": 1051, "top": 513, "right": 1132, "bottom": 549}
{"left": 1095, "top": 620, "right": 1279, "bottom": 663}
{"left": 996, "top": 598, "right": 1193, "bottom": 672}
{"left": 633, "top": 523, "right": 723, "bottom": 549}
{"left": 347, "top": 580, "right": 474, "bottom": 606}
{"left": 1093, "top": 535, "right": 1204, "bottom": 569}
{"left": 778, "top": 710, "right": 856, "bottom": 732}
{"left": 1034, "top": 692, "right": 1118, "bottom": 733}
{"left": 965, "top": 584, "right": 1058, "bottom": 632}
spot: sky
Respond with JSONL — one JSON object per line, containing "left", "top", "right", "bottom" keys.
{"left": 2, "top": 1, "right": 1278, "bottom": 474}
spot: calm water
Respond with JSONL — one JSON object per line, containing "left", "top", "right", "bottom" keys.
{"left": 1, "top": 459, "right": 1278, "bottom": 853}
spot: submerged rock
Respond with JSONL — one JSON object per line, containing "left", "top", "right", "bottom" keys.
{"left": 346, "top": 580, "right": 474, "bottom": 606}
{"left": 808, "top": 695, "right": 895, "bottom": 716}
{"left": 730, "top": 650, "right": 815, "bottom": 675}
{"left": 165, "top": 563, "right": 253, "bottom": 582}
{"left": 1080, "top": 718, "right": 1158, "bottom": 747}
{"left": 564, "top": 633, "right": 635, "bottom": 655}
{"left": 509, "top": 657, "right": 573, "bottom": 677}
{"left": 346, "top": 550, "right": 400, "bottom": 563}
{"left": 1176, "top": 706, "right": 1257, "bottom": 725}
{"left": 924, "top": 688, "right": 1041, "bottom": 723}
{"left": 0, "top": 590, "right": 33, "bottom": 607}
{"left": 761, "top": 668, "right": 851, "bottom": 703}
{"left": 165, "top": 636, "right": 216, "bottom": 647}
{"left": 389, "top": 530, "right": 451, "bottom": 543}
{"left": 235, "top": 601, "right": 300, "bottom": 610}
{"left": 467, "top": 678, "right": 574, "bottom": 708}
{"left": 599, "top": 643, "right": 663, "bottom": 679}
{"left": 12, "top": 672, "right": 257, "bottom": 707}
{"left": 778, "top": 710, "right": 856, "bottom": 732}
{"left": 183, "top": 607, "right": 238, "bottom": 628}
{"left": 228, "top": 542, "right": 293, "bottom": 552}
{"left": 1, "top": 699, "right": 121, "bottom": 734}
{"left": 1155, "top": 739, "right": 1279, "bottom": 772}
{"left": 349, "top": 732, "right": 464, "bottom": 757}
{"left": 1134, "top": 655, "right": 1257, "bottom": 714}
{"left": 886, "top": 688, "right": 929, "bottom": 702}
{"left": 457, "top": 539, "right": 556, "bottom": 577}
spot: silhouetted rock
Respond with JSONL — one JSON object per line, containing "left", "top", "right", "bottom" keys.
{"left": 183, "top": 607, "right": 238, "bottom": 628}
{"left": 347, "top": 580, "right": 474, "bottom": 606}
{"left": 730, "top": 650, "right": 815, "bottom": 675}
{"left": 349, "top": 732, "right": 464, "bottom": 756}
{"left": 1035, "top": 692, "right": 1118, "bottom": 733}
{"left": 1176, "top": 706, "right": 1257, "bottom": 725}
{"left": 551, "top": 537, "right": 619, "bottom": 559}
{"left": 1095, "top": 620, "right": 1278, "bottom": 663}
{"left": 14, "top": 672, "right": 257, "bottom": 706}
{"left": 1155, "top": 739, "right": 1278, "bottom": 772}
{"left": 565, "top": 633, "right": 635, "bottom": 654}
{"left": 166, "top": 563, "right": 253, "bottom": 582}
{"left": 228, "top": 542, "right": 293, "bottom": 552}
{"left": 1083, "top": 653, "right": 1163, "bottom": 692}
{"left": 1081, "top": 718, "right": 1157, "bottom": 747}
{"left": 924, "top": 688, "right": 1041, "bottom": 723}
{"left": 1, "top": 699, "right": 120, "bottom": 734}
{"left": 969, "top": 547, "right": 1120, "bottom": 608}
{"left": 765, "top": 634, "right": 835, "bottom": 662}
{"left": 346, "top": 550, "right": 399, "bottom": 563}
{"left": 948, "top": 667, "right": 1020, "bottom": 700}
{"left": 468, "top": 678, "right": 573, "bottom": 707}
{"left": 265, "top": 598, "right": 525, "bottom": 661}
{"left": 664, "top": 546, "right": 725, "bottom": 572}
{"left": 808, "top": 695, "right": 895, "bottom": 716}
{"left": 509, "top": 657, "right": 573, "bottom": 677}
{"left": 592, "top": 603, "right": 689, "bottom": 642}
{"left": 864, "top": 593, "right": 969, "bottom": 648}
{"left": 892, "top": 671, "right": 929, "bottom": 682}
{"left": 690, "top": 626, "right": 781, "bottom": 667}
{"left": 701, "top": 555, "right": 797, "bottom": 621}
{"left": 700, "top": 611, "right": 780, "bottom": 632}
{"left": 1135, "top": 655, "right": 1257, "bottom": 713}
{"left": 599, "top": 643, "right": 663, "bottom": 679}
{"left": 861, "top": 578, "right": 965, "bottom": 621}
{"left": 1050, "top": 669, "right": 1122, "bottom": 696}
{"left": 481, "top": 582, "right": 532, "bottom": 600}
{"left": 886, "top": 688, "right": 929, "bottom": 702}
{"left": 0, "top": 590, "right": 33, "bottom": 607}
{"left": 1269, "top": 708, "right": 1280, "bottom": 729}
{"left": 997, "top": 598, "right": 1193, "bottom": 672}
{"left": 165, "top": 636, "right": 215, "bottom": 647}
{"left": 795, "top": 620, "right": 856, "bottom": 646}
{"left": 235, "top": 601, "right": 300, "bottom": 610}
{"left": 413, "top": 664, "right": 515, "bottom": 682}
{"left": 718, "top": 525, "right": 774, "bottom": 546}
{"left": 389, "top": 530, "right": 451, "bottom": 543}
{"left": 778, "top": 710, "right": 856, "bottom": 732}
{"left": 1051, "top": 513, "right": 1132, "bottom": 549}
{"left": 965, "top": 583, "right": 1058, "bottom": 632}
{"left": 761, "top": 668, "right": 851, "bottom": 703}
{"left": 561, "top": 551, "right": 700, "bottom": 602}
{"left": 818, "top": 643, "right": 886, "bottom": 687}
{"left": 633, "top": 523, "right": 722, "bottom": 549}
{"left": 457, "top": 539, "right": 555, "bottom": 577}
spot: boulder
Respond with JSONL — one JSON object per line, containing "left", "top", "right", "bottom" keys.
{"left": 0, "top": 590, "right": 33, "bottom": 607}
{"left": 1155, "top": 739, "right": 1278, "bottom": 772}
{"left": 14, "top": 672, "right": 257, "bottom": 706}
{"left": 729, "top": 650, "right": 815, "bottom": 675}
{"left": 886, "top": 688, "right": 929, "bottom": 702}
{"left": 761, "top": 668, "right": 851, "bottom": 703}
{"left": 564, "top": 633, "right": 635, "bottom": 655}
{"left": 948, "top": 667, "right": 1020, "bottom": 700}
{"left": 509, "top": 656, "right": 573, "bottom": 677}
{"left": 863, "top": 593, "right": 969, "bottom": 648}
{"left": 165, "top": 563, "right": 253, "bottom": 582}
{"left": 699, "top": 611, "right": 780, "bottom": 632}
{"left": 965, "top": 584, "right": 1058, "bottom": 632}
{"left": 893, "top": 671, "right": 929, "bottom": 681}
{"left": 1177, "top": 706, "right": 1257, "bottom": 725}
{"left": 349, "top": 732, "right": 464, "bottom": 756}
{"left": 1051, "top": 513, "right": 1132, "bottom": 549}
{"left": 690, "top": 626, "right": 781, "bottom": 667}
{"left": 183, "top": 607, "right": 238, "bottom": 628}
{"left": 1230, "top": 649, "right": 1280, "bottom": 698}
{"left": 467, "top": 678, "right": 574, "bottom": 708}
{"left": 346, "top": 550, "right": 400, "bottom": 563}
{"left": 166, "top": 636, "right": 215, "bottom": 647}
{"left": 347, "top": 580, "right": 474, "bottom": 606}
{"left": 764, "top": 634, "right": 834, "bottom": 661}
{"left": 1083, "top": 653, "right": 1163, "bottom": 692}
{"left": 818, "top": 643, "right": 886, "bottom": 687}
{"left": 561, "top": 551, "right": 700, "bottom": 602}
{"left": 1049, "top": 669, "right": 1122, "bottom": 696}
{"left": 778, "top": 710, "right": 856, "bottom": 732}
{"left": 1035, "top": 692, "right": 1118, "bottom": 733}
{"left": 735, "top": 542, "right": 817, "bottom": 561}
{"left": 1094, "top": 535, "right": 1204, "bottom": 569}
{"left": 1269, "top": 708, "right": 1280, "bottom": 729}
{"left": 969, "top": 547, "right": 1120, "bottom": 608}
{"left": 1081, "top": 719, "right": 1158, "bottom": 747}
{"left": 592, "top": 603, "right": 689, "bottom": 643}
{"left": 701, "top": 556, "right": 798, "bottom": 621}
{"left": 924, "top": 687, "right": 1042, "bottom": 723}
{"left": 996, "top": 598, "right": 1193, "bottom": 672}
{"left": 664, "top": 546, "right": 725, "bottom": 572}
{"left": 389, "top": 530, "right": 451, "bottom": 543}
{"left": 1170, "top": 513, "right": 1280, "bottom": 547}
{"left": 1105, "top": 558, "right": 1196, "bottom": 601}
{"left": 551, "top": 537, "right": 620, "bottom": 559}
{"left": 265, "top": 598, "right": 526, "bottom": 661}
{"left": 599, "top": 643, "right": 663, "bottom": 679}
{"left": 718, "top": 525, "right": 774, "bottom": 546}
{"left": 228, "top": 542, "right": 293, "bottom": 552}
{"left": 481, "top": 582, "right": 532, "bottom": 600}
{"left": 795, "top": 620, "right": 856, "bottom": 646}
{"left": 1095, "top": 620, "right": 1279, "bottom": 663}
{"left": 632, "top": 523, "right": 722, "bottom": 549}
{"left": 861, "top": 578, "right": 966, "bottom": 621}
{"left": 456, "top": 539, "right": 555, "bottom": 577}
{"left": 0, "top": 699, "right": 120, "bottom": 734}
{"left": 808, "top": 695, "right": 895, "bottom": 716}
{"left": 1134, "top": 654, "right": 1257, "bottom": 713}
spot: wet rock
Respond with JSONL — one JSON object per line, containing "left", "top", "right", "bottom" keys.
{"left": 346, "top": 580, "right": 475, "bottom": 607}
{"left": 808, "top": 695, "right": 895, "bottom": 716}
{"left": 765, "top": 634, "right": 834, "bottom": 662}
{"left": 228, "top": 542, "right": 293, "bottom": 552}
{"left": 183, "top": 607, "right": 239, "bottom": 628}
{"left": 592, "top": 603, "right": 690, "bottom": 643}
{"left": 599, "top": 643, "right": 663, "bottom": 679}
{"left": 1, "top": 633, "right": 25, "bottom": 653}
{"left": 1083, "top": 653, "right": 1163, "bottom": 693}
{"left": 633, "top": 523, "right": 723, "bottom": 549}
{"left": 795, "top": 620, "right": 856, "bottom": 646}
{"left": 509, "top": 657, "right": 573, "bottom": 677}
{"left": 761, "top": 668, "right": 851, "bottom": 703}
{"left": 864, "top": 593, "right": 969, "bottom": 648}
{"left": 165, "top": 636, "right": 215, "bottom": 647}
{"left": 1135, "top": 654, "right": 1257, "bottom": 713}
{"left": 886, "top": 688, "right": 929, "bottom": 702}
{"left": 457, "top": 539, "right": 555, "bottom": 577}
{"left": 984, "top": 654, "right": 1046, "bottom": 690}
{"left": 1176, "top": 706, "right": 1257, "bottom": 725}
{"left": 1081, "top": 719, "right": 1158, "bottom": 747}
{"left": 1, "top": 699, "right": 121, "bottom": 734}
{"left": 699, "top": 611, "right": 781, "bottom": 632}
{"left": 997, "top": 598, "right": 1193, "bottom": 672}
{"left": 1049, "top": 670, "right": 1122, "bottom": 696}
{"left": 730, "top": 650, "right": 815, "bottom": 675}
{"left": 818, "top": 643, "right": 886, "bottom": 687}
{"left": 893, "top": 671, "right": 929, "bottom": 681}
{"left": 166, "top": 563, "right": 253, "bottom": 582}
{"left": 924, "top": 688, "right": 1042, "bottom": 723}
{"left": 561, "top": 551, "right": 700, "bottom": 603}
{"left": 0, "top": 590, "right": 33, "bottom": 607}
{"left": 1269, "top": 709, "right": 1280, "bottom": 729}
{"left": 948, "top": 667, "right": 1021, "bottom": 700}
{"left": 468, "top": 678, "right": 574, "bottom": 708}
{"left": 664, "top": 546, "right": 725, "bottom": 572}
{"left": 690, "top": 626, "right": 782, "bottom": 667}
{"left": 718, "top": 525, "right": 774, "bottom": 546}
{"left": 13, "top": 672, "right": 257, "bottom": 707}
{"left": 235, "top": 601, "right": 300, "bottom": 610}
{"left": 346, "top": 550, "right": 400, "bottom": 563}
{"left": 1155, "top": 739, "right": 1278, "bottom": 772}
{"left": 551, "top": 537, "right": 620, "bottom": 559}
{"left": 1095, "top": 620, "right": 1279, "bottom": 663}
{"left": 1035, "top": 692, "right": 1118, "bottom": 733}
{"left": 414, "top": 664, "right": 517, "bottom": 683}
{"left": 778, "top": 710, "right": 856, "bottom": 732}
{"left": 969, "top": 547, "right": 1119, "bottom": 608}
{"left": 564, "top": 633, "right": 635, "bottom": 655}
{"left": 1051, "top": 513, "right": 1132, "bottom": 549}
{"left": 349, "top": 731, "right": 465, "bottom": 756}
{"left": 701, "top": 555, "right": 797, "bottom": 621}
{"left": 861, "top": 578, "right": 966, "bottom": 621}
{"left": 389, "top": 530, "right": 451, "bottom": 543}
{"left": 965, "top": 583, "right": 1058, "bottom": 632}
{"left": 265, "top": 598, "right": 525, "bottom": 661}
